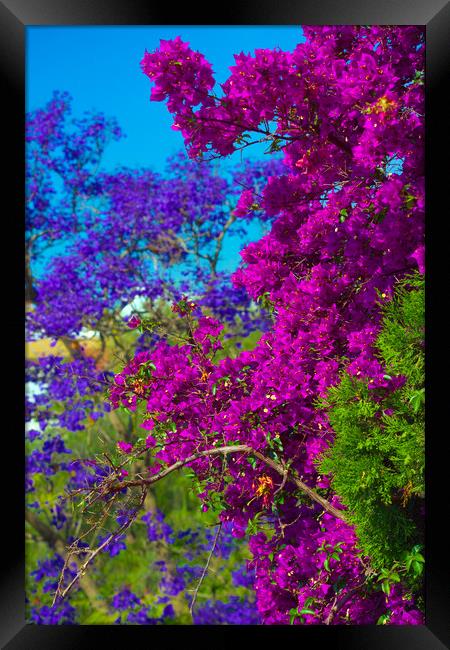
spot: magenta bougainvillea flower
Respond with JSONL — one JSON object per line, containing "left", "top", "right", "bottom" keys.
{"left": 129, "top": 24, "right": 425, "bottom": 625}
{"left": 127, "top": 315, "right": 142, "bottom": 329}
{"left": 117, "top": 441, "right": 133, "bottom": 454}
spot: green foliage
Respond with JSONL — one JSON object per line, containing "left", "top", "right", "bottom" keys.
{"left": 289, "top": 597, "right": 317, "bottom": 624}
{"left": 213, "top": 328, "right": 262, "bottom": 363}
{"left": 257, "top": 292, "right": 275, "bottom": 314}
{"left": 317, "top": 272, "right": 424, "bottom": 570}
{"left": 26, "top": 320, "right": 256, "bottom": 624}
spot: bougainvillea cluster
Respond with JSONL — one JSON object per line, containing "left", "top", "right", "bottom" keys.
{"left": 97, "top": 25, "right": 424, "bottom": 624}
{"left": 27, "top": 25, "right": 425, "bottom": 626}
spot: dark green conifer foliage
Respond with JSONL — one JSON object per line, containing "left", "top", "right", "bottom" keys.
{"left": 317, "top": 272, "right": 424, "bottom": 570}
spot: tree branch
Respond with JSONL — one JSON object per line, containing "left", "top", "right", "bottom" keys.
{"left": 324, "top": 581, "right": 366, "bottom": 625}
{"left": 107, "top": 444, "right": 347, "bottom": 522}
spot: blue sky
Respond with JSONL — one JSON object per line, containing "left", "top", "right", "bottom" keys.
{"left": 27, "top": 26, "right": 304, "bottom": 172}
{"left": 27, "top": 26, "right": 305, "bottom": 276}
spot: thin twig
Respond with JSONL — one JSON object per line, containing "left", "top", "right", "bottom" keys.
{"left": 53, "top": 487, "right": 147, "bottom": 604}
{"left": 324, "top": 582, "right": 365, "bottom": 625}
{"left": 189, "top": 523, "right": 222, "bottom": 619}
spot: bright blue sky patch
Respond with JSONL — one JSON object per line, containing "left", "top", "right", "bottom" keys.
{"left": 27, "top": 26, "right": 304, "bottom": 172}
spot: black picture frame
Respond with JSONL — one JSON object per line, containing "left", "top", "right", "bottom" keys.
{"left": 4, "top": 0, "right": 449, "bottom": 647}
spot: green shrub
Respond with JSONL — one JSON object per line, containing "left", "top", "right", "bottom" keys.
{"left": 317, "top": 272, "right": 424, "bottom": 570}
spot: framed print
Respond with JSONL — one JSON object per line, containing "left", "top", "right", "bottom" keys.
{"left": 2, "top": 0, "right": 449, "bottom": 647}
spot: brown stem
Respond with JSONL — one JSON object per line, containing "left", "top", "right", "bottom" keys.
{"left": 326, "top": 132, "right": 353, "bottom": 155}
{"left": 25, "top": 252, "right": 37, "bottom": 304}
{"left": 110, "top": 445, "right": 347, "bottom": 522}
{"left": 210, "top": 210, "right": 237, "bottom": 276}
{"left": 60, "top": 336, "right": 85, "bottom": 360}
{"left": 324, "top": 582, "right": 366, "bottom": 625}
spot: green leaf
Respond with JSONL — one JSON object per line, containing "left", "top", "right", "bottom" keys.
{"left": 411, "top": 560, "right": 423, "bottom": 576}
{"left": 409, "top": 388, "right": 425, "bottom": 413}
{"left": 381, "top": 580, "right": 391, "bottom": 596}
{"left": 268, "top": 138, "right": 282, "bottom": 153}
{"left": 404, "top": 194, "right": 416, "bottom": 209}
{"left": 289, "top": 608, "right": 300, "bottom": 625}
{"left": 377, "top": 613, "right": 390, "bottom": 625}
